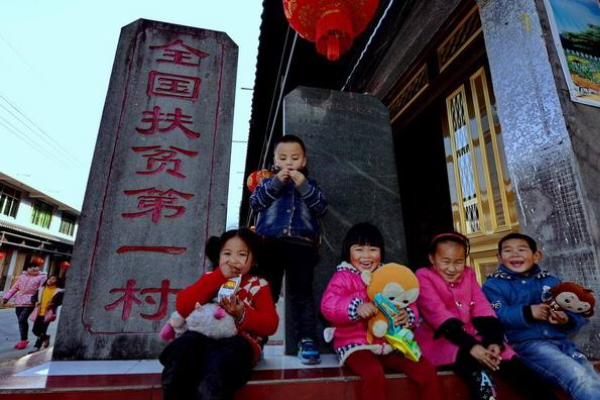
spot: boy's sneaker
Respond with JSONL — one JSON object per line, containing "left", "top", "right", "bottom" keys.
{"left": 298, "top": 338, "right": 321, "bottom": 365}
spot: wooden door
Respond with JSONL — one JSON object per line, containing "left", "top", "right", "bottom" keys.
{"left": 442, "top": 67, "right": 519, "bottom": 282}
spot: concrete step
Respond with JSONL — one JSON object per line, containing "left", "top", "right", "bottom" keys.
{"left": 0, "top": 367, "right": 573, "bottom": 400}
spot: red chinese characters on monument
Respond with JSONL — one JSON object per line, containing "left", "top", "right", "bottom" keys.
{"left": 136, "top": 106, "right": 201, "bottom": 139}
{"left": 132, "top": 145, "right": 199, "bottom": 179}
{"left": 149, "top": 39, "right": 209, "bottom": 67}
{"left": 147, "top": 71, "right": 201, "bottom": 101}
{"left": 104, "top": 279, "right": 180, "bottom": 321}
{"left": 107, "top": 38, "right": 210, "bottom": 325}
{"left": 122, "top": 187, "right": 194, "bottom": 223}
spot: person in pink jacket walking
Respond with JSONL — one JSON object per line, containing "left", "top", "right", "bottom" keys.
{"left": 321, "top": 222, "right": 442, "bottom": 400}
{"left": 415, "top": 232, "right": 558, "bottom": 400}
{"left": 2, "top": 263, "right": 47, "bottom": 349}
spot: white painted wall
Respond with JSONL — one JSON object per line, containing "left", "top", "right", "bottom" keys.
{"left": 0, "top": 193, "right": 78, "bottom": 243}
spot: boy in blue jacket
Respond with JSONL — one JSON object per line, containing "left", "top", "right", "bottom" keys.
{"left": 483, "top": 233, "right": 600, "bottom": 400}
{"left": 249, "top": 134, "right": 327, "bottom": 364}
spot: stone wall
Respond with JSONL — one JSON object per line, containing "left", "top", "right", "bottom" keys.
{"left": 282, "top": 87, "right": 407, "bottom": 354}
{"left": 478, "top": 0, "right": 600, "bottom": 356}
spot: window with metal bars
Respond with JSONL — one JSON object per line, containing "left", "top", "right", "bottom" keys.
{"left": 31, "top": 200, "right": 53, "bottom": 228}
{"left": 59, "top": 212, "right": 76, "bottom": 236}
{"left": 0, "top": 183, "right": 21, "bottom": 218}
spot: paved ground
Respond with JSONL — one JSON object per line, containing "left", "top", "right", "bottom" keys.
{"left": 0, "top": 297, "right": 283, "bottom": 366}
{"left": 0, "top": 307, "right": 59, "bottom": 364}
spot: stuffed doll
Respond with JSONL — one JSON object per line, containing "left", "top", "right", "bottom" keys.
{"left": 545, "top": 282, "right": 595, "bottom": 317}
{"left": 160, "top": 301, "right": 238, "bottom": 341}
{"left": 160, "top": 310, "right": 187, "bottom": 341}
{"left": 364, "top": 263, "right": 420, "bottom": 342}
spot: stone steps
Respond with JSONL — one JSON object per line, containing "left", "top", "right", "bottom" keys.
{"left": 0, "top": 368, "right": 573, "bottom": 400}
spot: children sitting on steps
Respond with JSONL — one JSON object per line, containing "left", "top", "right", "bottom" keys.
{"left": 415, "top": 232, "right": 559, "bottom": 400}
{"left": 159, "top": 228, "right": 278, "bottom": 400}
{"left": 483, "top": 232, "right": 600, "bottom": 400}
{"left": 321, "top": 222, "right": 443, "bottom": 400}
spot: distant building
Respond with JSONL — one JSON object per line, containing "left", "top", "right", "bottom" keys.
{"left": 0, "top": 172, "right": 79, "bottom": 293}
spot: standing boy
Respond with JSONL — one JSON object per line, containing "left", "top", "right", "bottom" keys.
{"left": 483, "top": 232, "right": 600, "bottom": 400}
{"left": 249, "top": 134, "right": 327, "bottom": 364}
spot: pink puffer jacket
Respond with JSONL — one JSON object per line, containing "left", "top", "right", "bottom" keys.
{"left": 321, "top": 262, "right": 419, "bottom": 364}
{"left": 415, "top": 266, "right": 515, "bottom": 367}
{"left": 3, "top": 271, "right": 47, "bottom": 307}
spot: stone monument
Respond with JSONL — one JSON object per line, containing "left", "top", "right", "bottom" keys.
{"left": 53, "top": 19, "right": 238, "bottom": 359}
{"left": 282, "top": 87, "right": 408, "bottom": 354}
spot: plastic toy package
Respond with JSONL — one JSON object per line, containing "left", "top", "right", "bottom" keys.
{"left": 374, "top": 293, "right": 422, "bottom": 362}
{"left": 218, "top": 275, "right": 242, "bottom": 302}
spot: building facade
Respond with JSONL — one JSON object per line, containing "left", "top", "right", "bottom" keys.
{"left": 0, "top": 172, "right": 79, "bottom": 294}
{"left": 244, "top": 0, "right": 600, "bottom": 356}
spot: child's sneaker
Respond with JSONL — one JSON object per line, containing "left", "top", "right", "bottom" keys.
{"left": 298, "top": 338, "right": 320, "bottom": 365}
{"left": 14, "top": 340, "right": 28, "bottom": 350}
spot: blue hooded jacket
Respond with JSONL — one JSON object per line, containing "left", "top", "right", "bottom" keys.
{"left": 482, "top": 264, "right": 586, "bottom": 344}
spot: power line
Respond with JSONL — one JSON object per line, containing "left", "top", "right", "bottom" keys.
{"left": 342, "top": 0, "right": 397, "bottom": 91}
{"left": 245, "top": 32, "right": 298, "bottom": 228}
{"left": 0, "top": 100, "right": 73, "bottom": 168}
{"left": 257, "top": 25, "right": 293, "bottom": 171}
{"left": 0, "top": 32, "right": 32, "bottom": 72}
{"left": 0, "top": 94, "right": 83, "bottom": 168}
{"left": 0, "top": 117, "right": 70, "bottom": 168}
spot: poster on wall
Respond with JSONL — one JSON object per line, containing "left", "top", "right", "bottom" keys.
{"left": 544, "top": 0, "right": 600, "bottom": 107}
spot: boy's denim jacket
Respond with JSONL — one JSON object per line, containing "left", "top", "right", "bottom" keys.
{"left": 249, "top": 177, "right": 327, "bottom": 243}
{"left": 482, "top": 264, "right": 586, "bottom": 344}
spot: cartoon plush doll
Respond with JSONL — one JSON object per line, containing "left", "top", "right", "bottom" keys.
{"left": 160, "top": 302, "right": 238, "bottom": 341}
{"left": 160, "top": 311, "right": 187, "bottom": 341}
{"left": 545, "top": 282, "right": 595, "bottom": 317}
{"left": 364, "top": 263, "right": 420, "bottom": 342}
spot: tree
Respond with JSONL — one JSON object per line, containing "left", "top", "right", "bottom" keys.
{"left": 561, "top": 24, "right": 600, "bottom": 57}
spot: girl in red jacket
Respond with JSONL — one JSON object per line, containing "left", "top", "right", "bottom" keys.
{"left": 159, "top": 228, "right": 278, "bottom": 400}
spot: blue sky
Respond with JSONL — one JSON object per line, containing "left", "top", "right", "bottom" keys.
{"left": 0, "top": 0, "right": 262, "bottom": 227}
{"left": 549, "top": 0, "right": 600, "bottom": 33}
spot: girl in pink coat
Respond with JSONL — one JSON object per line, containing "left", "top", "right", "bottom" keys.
{"left": 415, "top": 232, "right": 558, "bottom": 400}
{"left": 2, "top": 263, "right": 47, "bottom": 349}
{"left": 321, "top": 223, "right": 442, "bottom": 400}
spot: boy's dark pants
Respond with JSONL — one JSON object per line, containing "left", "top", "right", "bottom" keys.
{"left": 160, "top": 331, "right": 254, "bottom": 400}
{"left": 15, "top": 306, "right": 34, "bottom": 341}
{"left": 453, "top": 348, "right": 560, "bottom": 400}
{"left": 262, "top": 237, "right": 319, "bottom": 343}
{"left": 32, "top": 316, "right": 51, "bottom": 348}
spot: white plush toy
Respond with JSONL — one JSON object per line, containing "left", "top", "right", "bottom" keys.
{"left": 160, "top": 302, "right": 238, "bottom": 341}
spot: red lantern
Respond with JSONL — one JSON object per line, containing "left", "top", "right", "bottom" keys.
{"left": 283, "top": 0, "right": 380, "bottom": 61}
{"left": 0, "top": 252, "right": 5, "bottom": 260}
{"left": 31, "top": 257, "right": 44, "bottom": 266}
{"left": 59, "top": 261, "right": 71, "bottom": 271}
{"left": 246, "top": 169, "right": 275, "bottom": 193}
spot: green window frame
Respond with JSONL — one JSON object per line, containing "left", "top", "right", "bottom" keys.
{"left": 31, "top": 200, "right": 53, "bottom": 229}
{"left": 59, "top": 212, "right": 76, "bottom": 236}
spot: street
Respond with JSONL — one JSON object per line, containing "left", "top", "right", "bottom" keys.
{"left": 0, "top": 307, "right": 59, "bottom": 364}
{"left": 0, "top": 300, "right": 282, "bottom": 365}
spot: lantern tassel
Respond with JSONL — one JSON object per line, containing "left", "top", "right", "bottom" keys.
{"left": 316, "top": 9, "right": 353, "bottom": 61}
{"left": 326, "top": 34, "right": 340, "bottom": 62}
